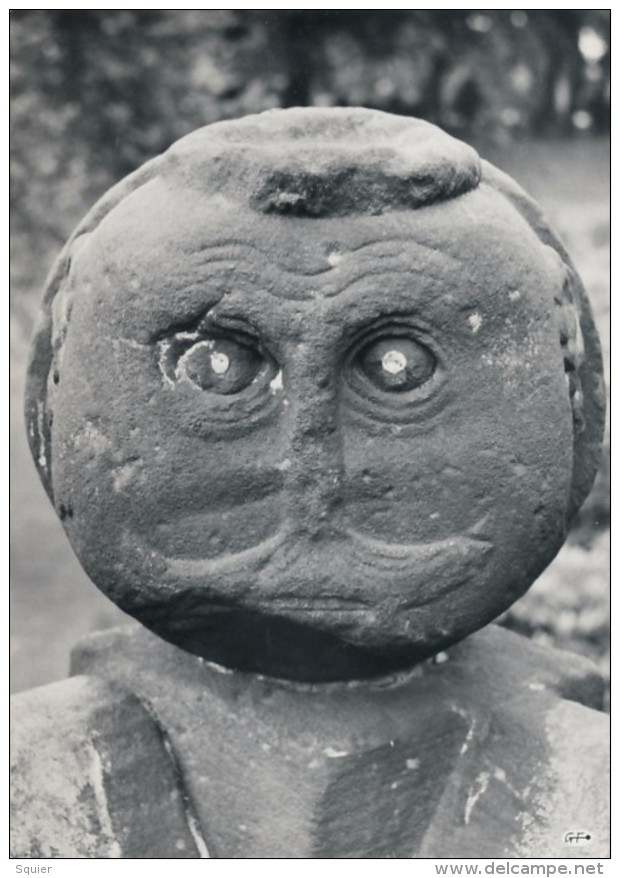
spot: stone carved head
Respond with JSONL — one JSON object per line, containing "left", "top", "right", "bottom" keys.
{"left": 26, "top": 108, "right": 605, "bottom": 681}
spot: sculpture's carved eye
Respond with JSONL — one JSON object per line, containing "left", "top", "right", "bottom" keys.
{"left": 176, "top": 336, "right": 269, "bottom": 395}
{"left": 355, "top": 336, "right": 436, "bottom": 393}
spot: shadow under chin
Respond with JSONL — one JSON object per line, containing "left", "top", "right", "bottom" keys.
{"left": 142, "top": 607, "right": 432, "bottom": 682}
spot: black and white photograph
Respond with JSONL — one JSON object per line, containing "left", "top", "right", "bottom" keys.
{"left": 9, "top": 8, "right": 611, "bottom": 863}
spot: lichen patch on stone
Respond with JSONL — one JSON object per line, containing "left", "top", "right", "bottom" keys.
{"left": 88, "top": 746, "right": 122, "bottom": 858}
{"left": 113, "top": 461, "right": 141, "bottom": 492}
{"left": 467, "top": 312, "right": 483, "bottom": 333}
{"left": 269, "top": 372, "right": 283, "bottom": 392}
{"left": 72, "top": 421, "right": 112, "bottom": 455}
{"left": 464, "top": 770, "right": 491, "bottom": 825}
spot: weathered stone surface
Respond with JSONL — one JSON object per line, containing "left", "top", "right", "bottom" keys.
{"left": 10, "top": 675, "right": 205, "bottom": 858}
{"left": 25, "top": 108, "right": 605, "bottom": 679}
{"left": 71, "top": 623, "right": 609, "bottom": 858}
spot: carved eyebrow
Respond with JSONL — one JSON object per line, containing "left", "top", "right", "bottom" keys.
{"left": 182, "top": 236, "right": 465, "bottom": 304}
{"left": 337, "top": 236, "right": 463, "bottom": 262}
{"left": 191, "top": 241, "right": 335, "bottom": 278}
{"left": 194, "top": 234, "right": 463, "bottom": 268}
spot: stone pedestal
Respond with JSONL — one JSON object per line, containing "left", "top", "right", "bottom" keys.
{"left": 11, "top": 623, "right": 609, "bottom": 858}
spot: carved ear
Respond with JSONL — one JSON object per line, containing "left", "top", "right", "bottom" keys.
{"left": 24, "top": 250, "right": 69, "bottom": 502}
{"left": 480, "top": 159, "right": 606, "bottom": 523}
{"left": 555, "top": 265, "right": 586, "bottom": 435}
{"left": 24, "top": 233, "right": 85, "bottom": 502}
{"left": 24, "top": 154, "right": 163, "bottom": 504}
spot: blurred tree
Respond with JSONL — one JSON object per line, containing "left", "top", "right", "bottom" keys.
{"left": 10, "top": 8, "right": 609, "bottom": 310}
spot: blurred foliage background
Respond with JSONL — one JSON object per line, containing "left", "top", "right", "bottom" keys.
{"left": 10, "top": 10, "right": 610, "bottom": 703}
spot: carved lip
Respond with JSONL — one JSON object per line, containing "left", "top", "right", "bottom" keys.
{"left": 268, "top": 596, "right": 370, "bottom": 612}
{"left": 154, "top": 516, "right": 492, "bottom": 611}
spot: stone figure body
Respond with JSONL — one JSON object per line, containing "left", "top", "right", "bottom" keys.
{"left": 25, "top": 107, "right": 604, "bottom": 681}
{"left": 14, "top": 109, "right": 608, "bottom": 859}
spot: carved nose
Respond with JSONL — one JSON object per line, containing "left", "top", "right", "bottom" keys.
{"left": 282, "top": 352, "right": 344, "bottom": 537}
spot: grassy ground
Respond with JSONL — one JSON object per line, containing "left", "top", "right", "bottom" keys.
{"left": 10, "top": 135, "right": 609, "bottom": 698}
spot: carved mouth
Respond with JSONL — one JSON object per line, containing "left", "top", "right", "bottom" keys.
{"left": 130, "top": 516, "right": 493, "bottom": 677}
{"left": 150, "top": 516, "right": 492, "bottom": 613}
{"left": 268, "top": 595, "right": 370, "bottom": 612}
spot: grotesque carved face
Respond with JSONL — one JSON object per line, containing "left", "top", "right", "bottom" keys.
{"left": 26, "top": 109, "right": 604, "bottom": 680}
